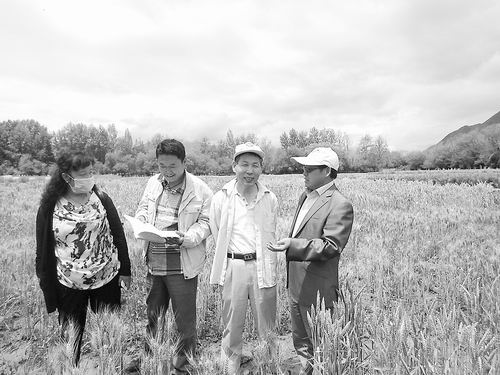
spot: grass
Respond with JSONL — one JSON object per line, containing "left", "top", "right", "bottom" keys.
{"left": 0, "top": 171, "right": 499, "bottom": 374}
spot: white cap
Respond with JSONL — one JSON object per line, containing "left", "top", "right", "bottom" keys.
{"left": 233, "top": 142, "right": 265, "bottom": 161}
{"left": 291, "top": 147, "right": 340, "bottom": 171}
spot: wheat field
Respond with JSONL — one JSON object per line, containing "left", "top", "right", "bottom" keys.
{"left": 0, "top": 172, "right": 498, "bottom": 374}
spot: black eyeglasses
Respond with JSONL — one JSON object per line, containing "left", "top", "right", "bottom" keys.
{"left": 302, "top": 165, "right": 324, "bottom": 174}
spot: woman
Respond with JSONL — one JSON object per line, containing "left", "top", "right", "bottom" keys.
{"left": 35, "top": 151, "right": 132, "bottom": 365}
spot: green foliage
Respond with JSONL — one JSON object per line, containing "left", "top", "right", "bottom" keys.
{"left": 0, "top": 119, "right": 53, "bottom": 175}
{"left": 1, "top": 119, "right": 499, "bottom": 176}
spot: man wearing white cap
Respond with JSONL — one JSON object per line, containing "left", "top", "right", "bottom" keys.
{"left": 267, "top": 147, "right": 354, "bottom": 375}
{"left": 210, "top": 142, "right": 278, "bottom": 374}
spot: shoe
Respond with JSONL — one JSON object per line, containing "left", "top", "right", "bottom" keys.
{"left": 124, "top": 358, "right": 141, "bottom": 374}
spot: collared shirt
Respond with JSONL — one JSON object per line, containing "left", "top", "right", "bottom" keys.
{"left": 147, "top": 175, "right": 186, "bottom": 276}
{"left": 292, "top": 180, "right": 335, "bottom": 237}
{"left": 227, "top": 192, "right": 257, "bottom": 255}
{"left": 209, "top": 179, "right": 278, "bottom": 288}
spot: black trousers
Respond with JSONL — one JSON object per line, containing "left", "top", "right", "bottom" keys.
{"left": 57, "top": 274, "right": 121, "bottom": 365}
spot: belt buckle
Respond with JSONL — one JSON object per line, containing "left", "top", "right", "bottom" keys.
{"left": 243, "top": 253, "right": 253, "bottom": 261}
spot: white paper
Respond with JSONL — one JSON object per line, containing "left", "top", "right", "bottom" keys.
{"left": 124, "top": 214, "right": 179, "bottom": 243}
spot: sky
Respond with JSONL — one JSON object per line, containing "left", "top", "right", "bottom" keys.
{"left": 1, "top": 0, "right": 500, "bottom": 151}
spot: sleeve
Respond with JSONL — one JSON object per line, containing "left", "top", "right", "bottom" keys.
{"left": 135, "top": 177, "right": 152, "bottom": 223}
{"left": 271, "top": 193, "right": 278, "bottom": 242}
{"left": 182, "top": 185, "right": 214, "bottom": 248}
{"left": 286, "top": 199, "right": 353, "bottom": 262}
{"left": 35, "top": 206, "right": 45, "bottom": 279}
{"left": 209, "top": 191, "right": 222, "bottom": 244}
{"left": 104, "top": 194, "right": 132, "bottom": 276}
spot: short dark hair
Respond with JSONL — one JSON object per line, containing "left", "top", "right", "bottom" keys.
{"left": 156, "top": 139, "right": 186, "bottom": 161}
{"left": 317, "top": 165, "right": 337, "bottom": 180}
{"left": 329, "top": 168, "right": 338, "bottom": 179}
{"left": 234, "top": 152, "right": 263, "bottom": 166}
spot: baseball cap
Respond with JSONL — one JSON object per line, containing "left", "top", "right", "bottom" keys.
{"left": 233, "top": 142, "right": 265, "bottom": 161}
{"left": 291, "top": 147, "right": 340, "bottom": 171}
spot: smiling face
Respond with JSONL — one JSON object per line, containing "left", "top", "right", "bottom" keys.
{"left": 233, "top": 152, "right": 263, "bottom": 187}
{"left": 157, "top": 154, "right": 185, "bottom": 184}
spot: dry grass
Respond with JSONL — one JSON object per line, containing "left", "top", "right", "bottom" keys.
{"left": 0, "top": 171, "right": 499, "bottom": 374}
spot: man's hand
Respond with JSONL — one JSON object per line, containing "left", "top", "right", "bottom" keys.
{"left": 119, "top": 276, "right": 132, "bottom": 290}
{"left": 266, "top": 238, "right": 291, "bottom": 252}
{"left": 175, "top": 231, "right": 185, "bottom": 245}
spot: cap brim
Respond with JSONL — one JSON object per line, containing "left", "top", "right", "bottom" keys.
{"left": 234, "top": 151, "right": 264, "bottom": 161}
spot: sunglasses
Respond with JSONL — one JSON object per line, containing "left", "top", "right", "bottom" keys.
{"left": 302, "top": 165, "right": 325, "bottom": 174}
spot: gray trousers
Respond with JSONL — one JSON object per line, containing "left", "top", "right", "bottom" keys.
{"left": 289, "top": 296, "right": 315, "bottom": 375}
{"left": 146, "top": 274, "right": 198, "bottom": 374}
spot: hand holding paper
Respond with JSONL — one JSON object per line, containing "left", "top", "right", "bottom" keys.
{"left": 124, "top": 215, "right": 180, "bottom": 243}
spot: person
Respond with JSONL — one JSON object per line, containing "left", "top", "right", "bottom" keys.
{"left": 210, "top": 142, "right": 279, "bottom": 374}
{"left": 35, "top": 151, "right": 131, "bottom": 366}
{"left": 267, "top": 147, "right": 354, "bottom": 375}
{"left": 134, "top": 139, "right": 212, "bottom": 374}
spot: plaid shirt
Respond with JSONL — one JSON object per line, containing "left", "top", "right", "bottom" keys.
{"left": 147, "top": 176, "right": 186, "bottom": 276}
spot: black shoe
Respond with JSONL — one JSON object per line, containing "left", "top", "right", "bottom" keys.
{"left": 124, "top": 358, "right": 141, "bottom": 374}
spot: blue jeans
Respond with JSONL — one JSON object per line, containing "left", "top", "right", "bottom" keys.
{"left": 146, "top": 273, "right": 198, "bottom": 373}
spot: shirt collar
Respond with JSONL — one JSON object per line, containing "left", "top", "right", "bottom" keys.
{"left": 160, "top": 173, "right": 186, "bottom": 195}
{"left": 307, "top": 180, "right": 335, "bottom": 197}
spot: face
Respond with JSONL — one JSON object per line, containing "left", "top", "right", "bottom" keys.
{"left": 233, "top": 153, "right": 262, "bottom": 186}
{"left": 62, "top": 165, "right": 93, "bottom": 185}
{"left": 157, "top": 154, "right": 185, "bottom": 184}
{"left": 62, "top": 165, "right": 94, "bottom": 194}
{"left": 302, "top": 165, "right": 330, "bottom": 190}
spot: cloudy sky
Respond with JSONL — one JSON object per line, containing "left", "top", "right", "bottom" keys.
{"left": 1, "top": 0, "right": 499, "bottom": 151}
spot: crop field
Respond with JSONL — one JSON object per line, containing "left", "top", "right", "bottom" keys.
{"left": 0, "top": 171, "right": 499, "bottom": 374}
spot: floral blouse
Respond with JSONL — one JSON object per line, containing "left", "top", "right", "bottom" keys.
{"left": 53, "top": 193, "right": 120, "bottom": 290}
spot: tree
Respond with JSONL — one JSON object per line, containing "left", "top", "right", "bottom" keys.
{"left": 280, "top": 132, "right": 290, "bottom": 149}
{"left": 0, "top": 119, "right": 54, "bottom": 174}
{"left": 405, "top": 151, "right": 425, "bottom": 170}
{"left": 297, "top": 130, "right": 309, "bottom": 148}
{"left": 115, "top": 128, "right": 134, "bottom": 155}
{"left": 308, "top": 127, "right": 320, "bottom": 144}
{"left": 288, "top": 128, "right": 299, "bottom": 147}
{"left": 373, "top": 136, "right": 390, "bottom": 169}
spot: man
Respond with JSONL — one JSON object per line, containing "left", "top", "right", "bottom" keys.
{"left": 134, "top": 139, "right": 213, "bottom": 374}
{"left": 267, "top": 147, "right": 354, "bottom": 375}
{"left": 210, "top": 142, "right": 278, "bottom": 374}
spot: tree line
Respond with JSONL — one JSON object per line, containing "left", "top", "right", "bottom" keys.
{"left": 0, "top": 119, "right": 499, "bottom": 176}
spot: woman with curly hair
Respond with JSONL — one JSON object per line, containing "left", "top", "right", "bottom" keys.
{"left": 35, "top": 151, "right": 132, "bottom": 365}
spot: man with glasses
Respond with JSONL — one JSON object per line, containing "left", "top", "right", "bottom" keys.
{"left": 131, "top": 139, "right": 213, "bottom": 374}
{"left": 210, "top": 142, "right": 278, "bottom": 374}
{"left": 267, "top": 147, "right": 353, "bottom": 375}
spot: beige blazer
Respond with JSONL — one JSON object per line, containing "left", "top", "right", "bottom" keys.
{"left": 286, "top": 183, "right": 354, "bottom": 307}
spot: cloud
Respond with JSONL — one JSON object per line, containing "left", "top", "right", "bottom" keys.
{"left": 1, "top": 0, "right": 499, "bottom": 151}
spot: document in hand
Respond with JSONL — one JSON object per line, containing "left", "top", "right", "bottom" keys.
{"left": 124, "top": 215, "right": 180, "bottom": 243}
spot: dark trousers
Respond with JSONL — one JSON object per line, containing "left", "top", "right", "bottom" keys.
{"left": 146, "top": 274, "right": 198, "bottom": 374}
{"left": 57, "top": 274, "right": 121, "bottom": 365}
{"left": 290, "top": 295, "right": 334, "bottom": 375}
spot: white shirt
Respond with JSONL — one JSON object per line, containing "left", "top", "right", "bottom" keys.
{"left": 228, "top": 192, "right": 257, "bottom": 254}
{"left": 292, "top": 180, "right": 335, "bottom": 237}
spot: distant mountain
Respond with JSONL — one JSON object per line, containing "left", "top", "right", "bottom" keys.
{"left": 431, "top": 110, "right": 500, "bottom": 148}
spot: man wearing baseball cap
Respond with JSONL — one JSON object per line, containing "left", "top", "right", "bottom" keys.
{"left": 267, "top": 147, "right": 354, "bottom": 375}
{"left": 210, "top": 142, "right": 279, "bottom": 374}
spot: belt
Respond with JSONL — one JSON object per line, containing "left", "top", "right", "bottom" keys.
{"left": 227, "top": 253, "right": 257, "bottom": 261}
